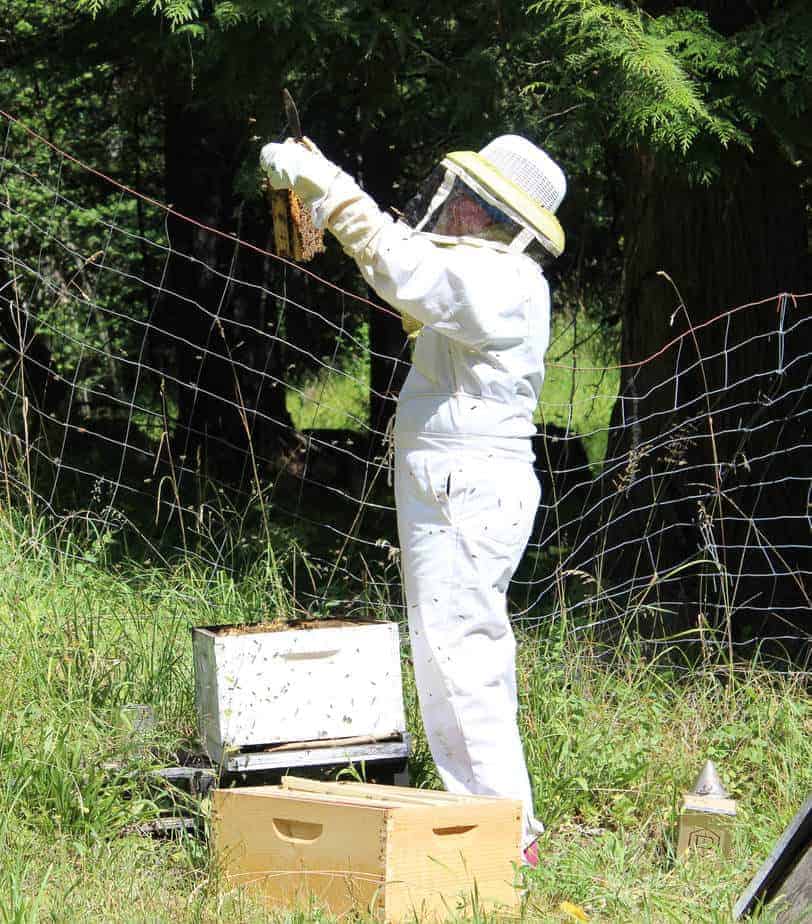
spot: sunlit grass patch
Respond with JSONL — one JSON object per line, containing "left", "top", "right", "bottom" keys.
{"left": 537, "top": 311, "right": 620, "bottom": 467}
{"left": 286, "top": 323, "right": 371, "bottom": 431}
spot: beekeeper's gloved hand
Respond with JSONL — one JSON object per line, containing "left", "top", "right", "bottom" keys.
{"left": 260, "top": 138, "right": 340, "bottom": 206}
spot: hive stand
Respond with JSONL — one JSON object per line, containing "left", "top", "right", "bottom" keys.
{"left": 215, "top": 732, "right": 411, "bottom": 785}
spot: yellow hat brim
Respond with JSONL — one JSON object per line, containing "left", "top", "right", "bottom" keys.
{"left": 444, "top": 150, "right": 565, "bottom": 257}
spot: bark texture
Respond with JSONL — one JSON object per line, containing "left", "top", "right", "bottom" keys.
{"left": 596, "top": 137, "right": 810, "bottom": 648}
{"left": 156, "top": 97, "right": 294, "bottom": 486}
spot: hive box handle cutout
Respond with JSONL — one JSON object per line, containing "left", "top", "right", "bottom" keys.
{"left": 281, "top": 649, "right": 340, "bottom": 661}
{"left": 433, "top": 825, "right": 478, "bottom": 837}
{"left": 272, "top": 818, "right": 324, "bottom": 843}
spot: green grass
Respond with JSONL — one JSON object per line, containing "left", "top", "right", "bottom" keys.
{"left": 286, "top": 362, "right": 371, "bottom": 432}
{"left": 0, "top": 514, "right": 809, "bottom": 923}
{"left": 286, "top": 325, "right": 371, "bottom": 432}
{"left": 536, "top": 313, "right": 620, "bottom": 467}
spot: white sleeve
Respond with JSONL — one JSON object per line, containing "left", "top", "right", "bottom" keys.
{"left": 311, "top": 171, "right": 527, "bottom": 348}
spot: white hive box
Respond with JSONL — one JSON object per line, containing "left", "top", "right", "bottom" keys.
{"left": 192, "top": 621, "right": 406, "bottom": 764}
{"left": 213, "top": 776, "right": 522, "bottom": 921}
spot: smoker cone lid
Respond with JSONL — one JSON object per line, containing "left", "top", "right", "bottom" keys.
{"left": 692, "top": 760, "right": 729, "bottom": 797}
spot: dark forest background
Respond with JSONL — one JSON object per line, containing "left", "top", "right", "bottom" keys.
{"left": 0, "top": 0, "right": 809, "bottom": 650}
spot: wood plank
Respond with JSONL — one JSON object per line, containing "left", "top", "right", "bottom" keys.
{"left": 151, "top": 766, "right": 216, "bottom": 796}
{"left": 262, "top": 733, "right": 401, "bottom": 754}
{"left": 774, "top": 846, "right": 812, "bottom": 924}
{"left": 224, "top": 737, "right": 409, "bottom": 773}
{"left": 128, "top": 816, "right": 198, "bottom": 837}
{"left": 218, "top": 786, "right": 411, "bottom": 812}
{"left": 281, "top": 777, "right": 490, "bottom": 806}
{"left": 734, "top": 795, "right": 812, "bottom": 919}
{"left": 281, "top": 777, "right": 453, "bottom": 807}
{"left": 326, "top": 780, "right": 503, "bottom": 803}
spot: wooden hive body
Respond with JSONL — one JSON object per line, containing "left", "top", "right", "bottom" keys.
{"left": 213, "top": 777, "right": 522, "bottom": 921}
{"left": 193, "top": 622, "right": 406, "bottom": 763}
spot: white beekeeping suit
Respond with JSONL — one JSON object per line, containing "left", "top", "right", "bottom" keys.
{"left": 261, "top": 135, "right": 566, "bottom": 860}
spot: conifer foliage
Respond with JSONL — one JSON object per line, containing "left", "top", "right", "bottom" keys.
{"left": 529, "top": 0, "right": 811, "bottom": 179}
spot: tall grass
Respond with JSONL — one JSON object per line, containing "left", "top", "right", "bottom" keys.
{"left": 0, "top": 510, "right": 809, "bottom": 922}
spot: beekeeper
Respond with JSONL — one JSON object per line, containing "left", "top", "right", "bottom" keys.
{"left": 261, "top": 134, "right": 566, "bottom": 865}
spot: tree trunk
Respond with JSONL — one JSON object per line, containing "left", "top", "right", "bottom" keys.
{"left": 357, "top": 124, "right": 409, "bottom": 441}
{"left": 596, "top": 136, "right": 810, "bottom": 648}
{"left": 155, "top": 97, "right": 293, "bottom": 490}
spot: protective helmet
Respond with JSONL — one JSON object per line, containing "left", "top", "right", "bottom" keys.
{"left": 477, "top": 135, "right": 566, "bottom": 213}
{"left": 403, "top": 135, "right": 566, "bottom": 259}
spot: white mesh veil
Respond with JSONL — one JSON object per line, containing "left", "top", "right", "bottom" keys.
{"left": 401, "top": 135, "right": 566, "bottom": 261}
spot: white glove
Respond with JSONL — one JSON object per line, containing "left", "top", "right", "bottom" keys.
{"left": 259, "top": 138, "right": 340, "bottom": 206}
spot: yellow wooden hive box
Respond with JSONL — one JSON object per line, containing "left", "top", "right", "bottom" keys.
{"left": 212, "top": 776, "right": 523, "bottom": 922}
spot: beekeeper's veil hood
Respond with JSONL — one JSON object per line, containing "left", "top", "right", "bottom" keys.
{"left": 403, "top": 135, "right": 566, "bottom": 259}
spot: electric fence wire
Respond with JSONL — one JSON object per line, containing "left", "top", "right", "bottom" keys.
{"left": 0, "top": 109, "right": 809, "bottom": 674}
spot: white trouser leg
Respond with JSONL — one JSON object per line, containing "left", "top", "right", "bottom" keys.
{"left": 395, "top": 448, "right": 543, "bottom": 849}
